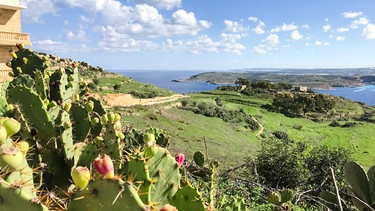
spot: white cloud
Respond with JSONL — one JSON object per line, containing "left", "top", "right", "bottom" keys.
{"left": 252, "top": 26, "right": 265, "bottom": 34}
{"left": 271, "top": 23, "right": 298, "bottom": 32}
{"left": 248, "top": 17, "right": 258, "bottom": 22}
{"left": 160, "top": 34, "right": 245, "bottom": 54}
{"left": 356, "top": 18, "right": 370, "bottom": 25}
{"left": 289, "top": 30, "right": 303, "bottom": 41}
{"left": 362, "top": 23, "right": 375, "bottom": 39}
{"left": 32, "top": 39, "right": 71, "bottom": 53}
{"left": 21, "top": 0, "right": 206, "bottom": 39}
{"left": 264, "top": 34, "right": 280, "bottom": 46}
{"left": 224, "top": 20, "right": 248, "bottom": 33}
{"left": 66, "top": 30, "right": 87, "bottom": 41}
{"left": 199, "top": 20, "right": 211, "bottom": 29}
{"left": 99, "top": 38, "right": 158, "bottom": 52}
{"left": 323, "top": 24, "right": 331, "bottom": 32}
{"left": 336, "top": 36, "right": 346, "bottom": 41}
{"left": 337, "top": 27, "right": 350, "bottom": 33}
{"left": 342, "top": 11, "right": 363, "bottom": 18}
{"left": 301, "top": 24, "right": 309, "bottom": 29}
{"left": 20, "top": 0, "right": 57, "bottom": 23}
{"left": 254, "top": 44, "right": 267, "bottom": 54}
{"left": 305, "top": 41, "right": 330, "bottom": 46}
{"left": 351, "top": 17, "right": 370, "bottom": 28}
{"left": 128, "top": 0, "right": 181, "bottom": 10}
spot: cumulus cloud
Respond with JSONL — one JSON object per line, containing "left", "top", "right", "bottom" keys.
{"left": 32, "top": 39, "right": 71, "bottom": 53}
{"left": 224, "top": 20, "right": 248, "bottom": 33}
{"left": 248, "top": 17, "right": 258, "bottom": 22}
{"left": 66, "top": 30, "right": 87, "bottom": 41}
{"left": 305, "top": 41, "right": 330, "bottom": 46}
{"left": 342, "top": 11, "right": 363, "bottom": 18}
{"left": 128, "top": 0, "right": 181, "bottom": 10}
{"left": 351, "top": 17, "right": 370, "bottom": 28}
{"left": 252, "top": 26, "right": 265, "bottom": 34}
{"left": 264, "top": 34, "right": 280, "bottom": 46}
{"left": 362, "top": 23, "right": 375, "bottom": 39}
{"left": 289, "top": 30, "right": 303, "bottom": 41}
{"left": 99, "top": 38, "right": 158, "bottom": 52}
{"left": 20, "top": 0, "right": 207, "bottom": 38}
{"left": 336, "top": 36, "right": 346, "bottom": 41}
{"left": 20, "top": 0, "right": 57, "bottom": 23}
{"left": 254, "top": 44, "right": 267, "bottom": 54}
{"left": 271, "top": 23, "right": 298, "bottom": 32}
{"left": 337, "top": 27, "right": 350, "bottom": 33}
{"left": 323, "top": 24, "right": 331, "bottom": 32}
{"left": 160, "top": 34, "right": 245, "bottom": 54}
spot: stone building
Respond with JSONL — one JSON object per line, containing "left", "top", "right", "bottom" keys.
{"left": 0, "top": 0, "right": 31, "bottom": 80}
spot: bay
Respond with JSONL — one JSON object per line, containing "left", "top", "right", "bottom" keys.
{"left": 118, "top": 70, "right": 375, "bottom": 106}
{"left": 315, "top": 85, "right": 375, "bottom": 106}
{"left": 119, "top": 70, "right": 224, "bottom": 94}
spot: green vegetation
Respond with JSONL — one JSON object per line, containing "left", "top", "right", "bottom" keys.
{"left": 84, "top": 73, "right": 174, "bottom": 98}
{"left": 3, "top": 46, "right": 375, "bottom": 210}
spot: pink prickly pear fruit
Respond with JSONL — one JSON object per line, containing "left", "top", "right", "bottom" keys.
{"left": 93, "top": 154, "right": 114, "bottom": 179}
{"left": 0, "top": 146, "right": 23, "bottom": 170}
{"left": 16, "top": 43, "right": 24, "bottom": 49}
{"left": 160, "top": 204, "right": 178, "bottom": 211}
{"left": 0, "top": 125, "right": 8, "bottom": 144}
{"left": 175, "top": 153, "right": 185, "bottom": 167}
{"left": 15, "top": 141, "right": 30, "bottom": 155}
{"left": 2, "top": 118, "right": 21, "bottom": 137}
{"left": 86, "top": 100, "right": 94, "bottom": 112}
{"left": 71, "top": 166, "right": 91, "bottom": 189}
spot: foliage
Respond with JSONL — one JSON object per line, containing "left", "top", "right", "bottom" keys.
{"left": 255, "top": 133, "right": 351, "bottom": 202}
{"left": 270, "top": 93, "right": 336, "bottom": 117}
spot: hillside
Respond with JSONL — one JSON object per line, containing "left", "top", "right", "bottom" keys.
{"left": 3, "top": 47, "right": 375, "bottom": 210}
{"left": 184, "top": 68, "right": 375, "bottom": 89}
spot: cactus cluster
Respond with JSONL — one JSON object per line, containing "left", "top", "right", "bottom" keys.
{"left": 0, "top": 45, "right": 209, "bottom": 210}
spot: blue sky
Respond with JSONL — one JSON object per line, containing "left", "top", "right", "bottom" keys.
{"left": 19, "top": 0, "right": 375, "bottom": 71}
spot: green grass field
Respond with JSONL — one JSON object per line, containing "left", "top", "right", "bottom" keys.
{"left": 118, "top": 89, "right": 375, "bottom": 170}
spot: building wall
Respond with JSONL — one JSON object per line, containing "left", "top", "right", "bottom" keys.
{"left": 0, "top": 8, "right": 21, "bottom": 32}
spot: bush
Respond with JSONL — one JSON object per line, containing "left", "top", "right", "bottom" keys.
{"left": 92, "top": 78, "right": 100, "bottom": 85}
{"left": 113, "top": 83, "right": 121, "bottom": 90}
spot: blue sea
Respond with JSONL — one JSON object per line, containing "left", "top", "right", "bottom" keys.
{"left": 315, "top": 85, "right": 375, "bottom": 106}
{"left": 118, "top": 70, "right": 375, "bottom": 106}
{"left": 119, "top": 70, "right": 224, "bottom": 94}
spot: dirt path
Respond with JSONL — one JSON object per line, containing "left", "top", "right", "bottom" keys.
{"left": 252, "top": 117, "right": 264, "bottom": 137}
{"left": 101, "top": 93, "right": 187, "bottom": 107}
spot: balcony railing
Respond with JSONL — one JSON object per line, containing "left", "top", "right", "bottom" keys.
{"left": 0, "top": 31, "right": 31, "bottom": 46}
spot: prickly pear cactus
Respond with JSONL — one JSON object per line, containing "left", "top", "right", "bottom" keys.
{"left": 344, "top": 161, "right": 375, "bottom": 210}
{"left": 67, "top": 179, "right": 150, "bottom": 211}
{"left": 193, "top": 151, "right": 205, "bottom": 167}
{"left": 169, "top": 185, "right": 206, "bottom": 211}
